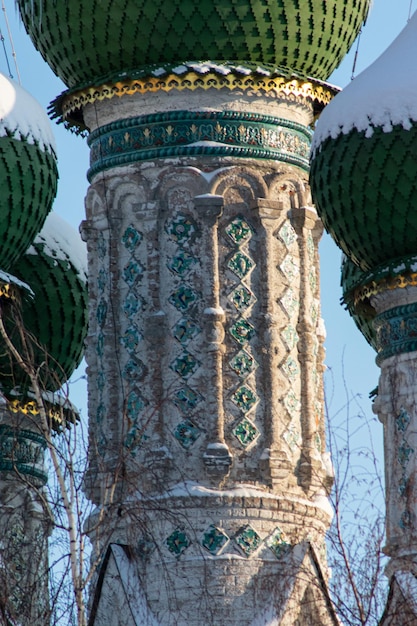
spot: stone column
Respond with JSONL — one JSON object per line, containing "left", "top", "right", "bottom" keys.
{"left": 0, "top": 403, "right": 50, "bottom": 625}
{"left": 371, "top": 287, "right": 417, "bottom": 566}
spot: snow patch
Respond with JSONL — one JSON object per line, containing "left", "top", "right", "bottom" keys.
{"left": 0, "top": 73, "right": 56, "bottom": 155}
{"left": 312, "top": 10, "right": 417, "bottom": 154}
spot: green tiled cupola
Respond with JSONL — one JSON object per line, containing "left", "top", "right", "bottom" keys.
{"left": 0, "top": 74, "right": 58, "bottom": 271}
{"left": 310, "top": 11, "right": 417, "bottom": 273}
{"left": 17, "top": 0, "right": 370, "bottom": 89}
{"left": 1, "top": 213, "right": 88, "bottom": 393}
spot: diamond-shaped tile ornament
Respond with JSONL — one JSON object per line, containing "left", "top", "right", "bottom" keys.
{"left": 280, "top": 255, "right": 299, "bottom": 282}
{"left": 202, "top": 525, "right": 229, "bottom": 555}
{"left": 284, "top": 390, "right": 301, "bottom": 418}
{"left": 168, "top": 250, "right": 196, "bottom": 276}
{"left": 281, "top": 324, "right": 299, "bottom": 350}
{"left": 309, "top": 268, "right": 317, "bottom": 292}
{"left": 283, "top": 423, "right": 300, "bottom": 452}
{"left": 165, "top": 214, "right": 197, "bottom": 244}
{"left": 306, "top": 231, "right": 315, "bottom": 261}
{"left": 229, "top": 350, "right": 257, "bottom": 377}
{"left": 172, "top": 318, "right": 200, "bottom": 344}
{"left": 397, "top": 408, "right": 411, "bottom": 433}
{"left": 170, "top": 351, "right": 199, "bottom": 378}
{"left": 278, "top": 222, "right": 297, "bottom": 248}
{"left": 281, "top": 288, "right": 298, "bottom": 317}
{"left": 120, "top": 326, "right": 141, "bottom": 352}
{"left": 123, "top": 259, "right": 145, "bottom": 286}
{"left": 232, "top": 385, "right": 257, "bottom": 413}
{"left": 233, "top": 417, "right": 259, "bottom": 448}
{"left": 227, "top": 251, "right": 254, "bottom": 279}
{"left": 173, "top": 386, "right": 202, "bottom": 412}
{"left": 234, "top": 525, "right": 262, "bottom": 557}
{"left": 169, "top": 284, "right": 199, "bottom": 311}
{"left": 229, "top": 318, "right": 255, "bottom": 345}
{"left": 267, "top": 527, "right": 291, "bottom": 559}
{"left": 96, "top": 299, "right": 107, "bottom": 327}
{"left": 225, "top": 216, "right": 252, "bottom": 245}
{"left": 173, "top": 420, "right": 201, "bottom": 449}
{"left": 230, "top": 285, "right": 256, "bottom": 312}
{"left": 123, "top": 358, "right": 147, "bottom": 381}
{"left": 166, "top": 528, "right": 191, "bottom": 557}
{"left": 123, "top": 293, "right": 144, "bottom": 318}
{"left": 126, "top": 389, "right": 147, "bottom": 420}
{"left": 122, "top": 225, "right": 143, "bottom": 251}
{"left": 281, "top": 356, "right": 300, "bottom": 382}
{"left": 398, "top": 443, "right": 414, "bottom": 468}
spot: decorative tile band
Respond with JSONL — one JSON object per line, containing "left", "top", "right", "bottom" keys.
{"left": 374, "top": 302, "right": 417, "bottom": 363}
{"left": 54, "top": 65, "right": 335, "bottom": 132}
{"left": 0, "top": 425, "right": 47, "bottom": 484}
{"left": 87, "top": 110, "right": 311, "bottom": 180}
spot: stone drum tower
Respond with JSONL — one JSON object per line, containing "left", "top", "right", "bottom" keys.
{"left": 311, "top": 11, "right": 417, "bottom": 625}
{"left": 18, "top": 1, "right": 369, "bottom": 624}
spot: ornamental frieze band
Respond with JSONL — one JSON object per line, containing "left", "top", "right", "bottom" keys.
{"left": 374, "top": 302, "right": 417, "bottom": 363}
{"left": 87, "top": 110, "right": 312, "bottom": 179}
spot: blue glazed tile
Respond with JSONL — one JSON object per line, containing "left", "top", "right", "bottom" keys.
{"left": 233, "top": 417, "right": 259, "bottom": 448}
{"left": 120, "top": 326, "right": 142, "bottom": 352}
{"left": 169, "top": 285, "right": 199, "bottom": 312}
{"left": 166, "top": 528, "right": 191, "bottom": 556}
{"left": 266, "top": 527, "right": 291, "bottom": 559}
{"left": 96, "top": 299, "right": 108, "bottom": 327}
{"left": 229, "top": 350, "right": 257, "bottom": 377}
{"left": 230, "top": 285, "right": 256, "bottom": 312}
{"left": 396, "top": 408, "right": 411, "bottom": 433}
{"left": 173, "top": 420, "right": 201, "bottom": 449}
{"left": 172, "top": 318, "right": 201, "bottom": 344}
{"left": 234, "top": 525, "right": 261, "bottom": 557}
{"left": 232, "top": 385, "right": 257, "bottom": 413}
{"left": 225, "top": 216, "right": 252, "bottom": 245}
{"left": 123, "top": 358, "right": 147, "bottom": 381}
{"left": 165, "top": 214, "right": 197, "bottom": 244}
{"left": 202, "top": 525, "right": 229, "bottom": 555}
{"left": 170, "top": 351, "right": 199, "bottom": 378}
{"left": 173, "top": 386, "right": 202, "bottom": 412}
{"left": 229, "top": 319, "right": 255, "bottom": 345}
{"left": 122, "top": 225, "right": 143, "bottom": 251}
{"left": 123, "top": 260, "right": 145, "bottom": 286}
{"left": 227, "top": 251, "right": 254, "bottom": 279}
{"left": 123, "top": 293, "right": 141, "bottom": 318}
{"left": 168, "top": 250, "right": 197, "bottom": 276}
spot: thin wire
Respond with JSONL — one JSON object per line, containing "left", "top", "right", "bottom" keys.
{"left": 351, "top": 28, "right": 362, "bottom": 80}
{"left": 408, "top": 0, "right": 414, "bottom": 21}
{"left": 1, "top": 0, "right": 21, "bottom": 84}
{"left": 0, "top": 25, "right": 12, "bottom": 78}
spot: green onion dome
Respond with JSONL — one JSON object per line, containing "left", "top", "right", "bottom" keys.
{"left": 0, "top": 73, "right": 58, "bottom": 271}
{"left": 310, "top": 11, "right": 417, "bottom": 273}
{"left": 1, "top": 213, "right": 87, "bottom": 393}
{"left": 340, "top": 255, "right": 377, "bottom": 351}
{"left": 17, "top": 0, "right": 370, "bottom": 89}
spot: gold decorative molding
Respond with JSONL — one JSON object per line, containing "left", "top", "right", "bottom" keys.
{"left": 60, "top": 72, "right": 336, "bottom": 125}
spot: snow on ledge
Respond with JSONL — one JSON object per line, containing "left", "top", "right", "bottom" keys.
{"left": 311, "top": 9, "right": 417, "bottom": 155}
{"left": 133, "top": 480, "right": 333, "bottom": 515}
{"left": 0, "top": 73, "right": 56, "bottom": 155}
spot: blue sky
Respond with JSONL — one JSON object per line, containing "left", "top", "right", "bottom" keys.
{"left": 0, "top": 1, "right": 413, "bottom": 433}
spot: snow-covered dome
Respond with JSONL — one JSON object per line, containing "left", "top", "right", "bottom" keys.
{"left": 0, "top": 213, "right": 88, "bottom": 393}
{"left": 0, "top": 73, "right": 58, "bottom": 271}
{"left": 310, "top": 11, "right": 417, "bottom": 272}
{"left": 17, "top": 0, "right": 370, "bottom": 89}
